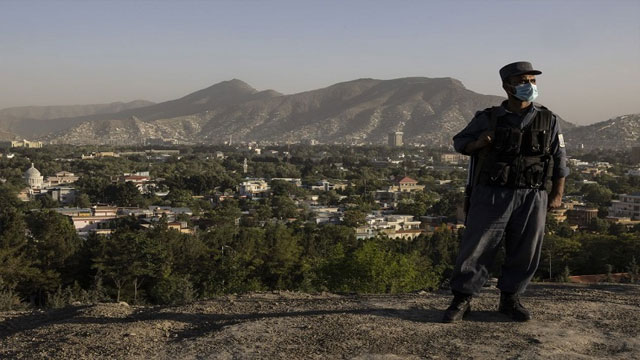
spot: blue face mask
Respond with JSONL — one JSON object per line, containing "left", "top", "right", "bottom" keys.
{"left": 512, "top": 83, "right": 538, "bottom": 102}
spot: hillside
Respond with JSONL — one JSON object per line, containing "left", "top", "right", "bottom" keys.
{"left": 565, "top": 113, "right": 640, "bottom": 150}
{"left": 1, "top": 283, "right": 638, "bottom": 359}
{"left": 0, "top": 129, "right": 17, "bottom": 141}
{"left": 0, "top": 100, "right": 155, "bottom": 137}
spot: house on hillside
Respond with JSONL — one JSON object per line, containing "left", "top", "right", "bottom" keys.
{"left": 389, "top": 176, "right": 424, "bottom": 193}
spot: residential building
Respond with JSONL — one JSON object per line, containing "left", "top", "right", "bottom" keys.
{"left": 309, "top": 206, "right": 341, "bottom": 225}
{"left": 9, "top": 139, "right": 43, "bottom": 148}
{"left": 53, "top": 206, "right": 117, "bottom": 236}
{"left": 45, "top": 171, "right": 79, "bottom": 186}
{"left": 239, "top": 179, "right": 269, "bottom": 196}
{"left": 167, "top": 221, "right": 194, "bottom": 234}
{"left": 610, "top": 193, "right": 640, "bottom": 219}
{"left": 548, "top": 207, "right": 568, "bottom": 223}
{"left": 47, "top": 186, "right": 78, "bottom": 204}
{"left": 566, "top": 207, "right": 599, "bottom": 228}
{"left": 390, "top": 176, "right": 425, "bottom": 192}
{"left": 356, "top": 213, "right": 424, "bottom": 240}
{"left": 440, "top": 153, "right": 466, "bottom": 164}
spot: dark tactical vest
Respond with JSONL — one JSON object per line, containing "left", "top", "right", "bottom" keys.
{"left": 473, "top": 106, "right": 553, "bottom": 189}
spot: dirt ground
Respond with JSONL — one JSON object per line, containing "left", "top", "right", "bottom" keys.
{"left": 1, "top": 283, "right": 639, "bottom": 359}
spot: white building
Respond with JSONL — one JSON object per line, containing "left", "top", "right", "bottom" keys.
{"left": 356, "top": 213, "right": 423, "bottom": 240}
{"left": 45, "top": 171, "right": 79, "bottom": 186}
{"left": 24, "top": 163, "right": 44, "bottom": 189}
{"left": 238, "top": 179, "right": 269, "bottom": 196}
{"left": 11, "top": 139, "right": 43, "bottom": 148}
{"left": 609, "top": 193, "right": 640, "bottom": 219}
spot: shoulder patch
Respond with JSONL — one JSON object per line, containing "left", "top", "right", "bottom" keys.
{"left": 558, "top": 133, "right": 565, "bottom": 148}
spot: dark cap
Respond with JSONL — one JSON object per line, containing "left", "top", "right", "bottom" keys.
{"left": 499, "top": 61, "right": 542, "bottom": 82}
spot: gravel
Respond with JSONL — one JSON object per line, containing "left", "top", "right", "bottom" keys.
{"left": 1, "top": 283, "right": 639, "bottom": 359}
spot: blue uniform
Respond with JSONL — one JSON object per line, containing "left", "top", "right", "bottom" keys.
{"left": 450, "top": 101, "right": 570, "bottom": 295}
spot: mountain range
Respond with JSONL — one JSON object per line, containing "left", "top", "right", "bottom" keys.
{"left": 563, "top": 113, "right": 640, "bottom": 150}
{"left": 0, "top": 78, "right": 636, "bottom": 149}
{"left": 0, "top": 100, "right": 155, "bottom": 140}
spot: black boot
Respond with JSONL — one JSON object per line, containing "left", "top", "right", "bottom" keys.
{"left": 499, "top": 292, "right": 531, "bottom": 322}
{"left": 442, "top": 292, "right": 472, "bottom": 323}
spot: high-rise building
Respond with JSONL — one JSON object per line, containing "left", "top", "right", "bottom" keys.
{"left": 388, "top": 131, "right": 403, "bottom": 147}
{"left": 631, "top": 147, "right": 640, "bottom": 164}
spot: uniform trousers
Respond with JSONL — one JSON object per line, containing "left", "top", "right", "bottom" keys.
{"left": 450, "top": 184, "right": 547, "bottom": 296}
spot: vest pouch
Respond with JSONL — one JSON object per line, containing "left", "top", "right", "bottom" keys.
{"left": 523, "top": 130, "right": 547, "bottom": 155}
{"left": 486, "top": 161, "right": 510, "bottom": 186}
{"left": 520, "top": 156, "right": 546, "bottom": 188}
{"left": 494, "top": 127, "right": 522, "bottom": 155}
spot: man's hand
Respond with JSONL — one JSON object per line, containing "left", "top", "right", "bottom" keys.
{"left": 548, "top": 193, "right": 563, "bottom": 210}
{"left": 464, "top": 130, "right": 494, "bottom": 154}
{"left": 548, "top": 177, "right": 565, "bottom": 210}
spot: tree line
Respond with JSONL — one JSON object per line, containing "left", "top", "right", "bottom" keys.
{"left": 0, "top": 185, "right": 460, "bottom": 309}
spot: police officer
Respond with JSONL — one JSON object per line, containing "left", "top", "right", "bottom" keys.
{"left": 442, "top": 61, "right": 569, "bottom": 322}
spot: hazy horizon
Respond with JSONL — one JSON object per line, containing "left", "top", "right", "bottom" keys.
{"left": 2, "top": 0, "right": 639, "bottom": 126}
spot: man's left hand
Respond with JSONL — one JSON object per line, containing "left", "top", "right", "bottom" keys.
{"left": 548, "top": 193, "right": 562, "bottom": 210}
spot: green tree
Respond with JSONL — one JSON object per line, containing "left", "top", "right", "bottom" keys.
{"left": 261, "top": 224, "right": 302, "bottom": 289}
{"left": 588, "top": 217, "right": 610, "bottom": 233}
{"left": 0, "top": 208, "right": 38, "bottom": 299}
{"left": 342, "top": 209, "right": 366, "bottom": 228}
{"left": 73, "top": 193, "right": 92, "bottom": 208}
{"left": 26, "top": 210, "right": 81, "bottom": 303}
{"left": 318, "top": 239, "right": 440, "bottom": 293}
{"left": 272, "top": 195, "right": 297, "bottom": 220}
{"left": 430, "top": 190, "right": 463, "bottom": 221}
{"left": 581, "top": 183, "right": 613, "bottom": 207}
{"left": 628, "top": 257, "right": 639, "bottom": 283}
{"left": 92, "top": 229, "right": 163, "bottom": 303}
{"left": 541, "top": 234, "right": 582, "bottom": 279}
{"left": 104, "top": 182, "right": 144, "bottom": 207}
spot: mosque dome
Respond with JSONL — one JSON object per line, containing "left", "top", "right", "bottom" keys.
{"left": 24, "top": 163, "right": 41, "bottom": 177}
{"left": 24, "top": 163, "right": 44, "bottom": 188}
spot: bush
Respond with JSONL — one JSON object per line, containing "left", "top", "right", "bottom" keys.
{"left": 557, "top": 266, "right": 571, "bottom": 283}
{"left": 0, "top": 285, "right": 23, "bottom": 311}
{"left": 149, "top": 275, "right": 196, "bottom": 305}
{"left": 315, "top": 239, "right": 440, "bottom": 294}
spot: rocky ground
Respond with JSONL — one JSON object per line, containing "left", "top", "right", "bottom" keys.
{"left": 1, "top": 283, "right": 639, "bottom": 359}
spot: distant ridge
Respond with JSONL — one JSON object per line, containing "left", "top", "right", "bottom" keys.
{"left": 43, "top": 77, "right": 511, "bottom": 145}
{"left": 0, "top": 100, "right": 155, "bottom": 120}
{"left": 565, "top": 113, "right": 640, "bottom": 150}
{"left": 1, "top": 77, "right": 593, "bottom": 146}
{"left": 0, "top": 100, "right": 155, "bottom": 137}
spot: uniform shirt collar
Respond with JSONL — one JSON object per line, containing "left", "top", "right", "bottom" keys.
{"left": 499, "top": 100, "right": 538, "bottom": 114}
{"left": 499, "top": 100, "right": 538, "bottom": 128}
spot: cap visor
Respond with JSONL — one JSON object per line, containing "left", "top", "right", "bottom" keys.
{"left": 514, "top": 70, "right": 542, "bottom": 76}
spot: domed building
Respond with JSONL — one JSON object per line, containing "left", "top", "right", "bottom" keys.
{"left": 24, "top": 163, "right": 44, "bottom": 189}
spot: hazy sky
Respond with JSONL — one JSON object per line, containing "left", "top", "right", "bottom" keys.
{"left": 1, "top": 0, "right": 639, "bottom": 125}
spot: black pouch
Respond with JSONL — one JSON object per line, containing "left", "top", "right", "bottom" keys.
{"left": 494, "top": 127, "right": 522, "bottom": 155}
{"left": 523, "top": 130, "right": 546, "bottom": 155}
{"left": 487, "top": 161, "right": 510, "bottom": 186}
{"left": 520, "top": 156, "right": 546, "bottom": 188}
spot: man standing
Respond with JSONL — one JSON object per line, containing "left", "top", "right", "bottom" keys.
{"left": 443, "top": 61, "right": 569, "bottom": 322}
